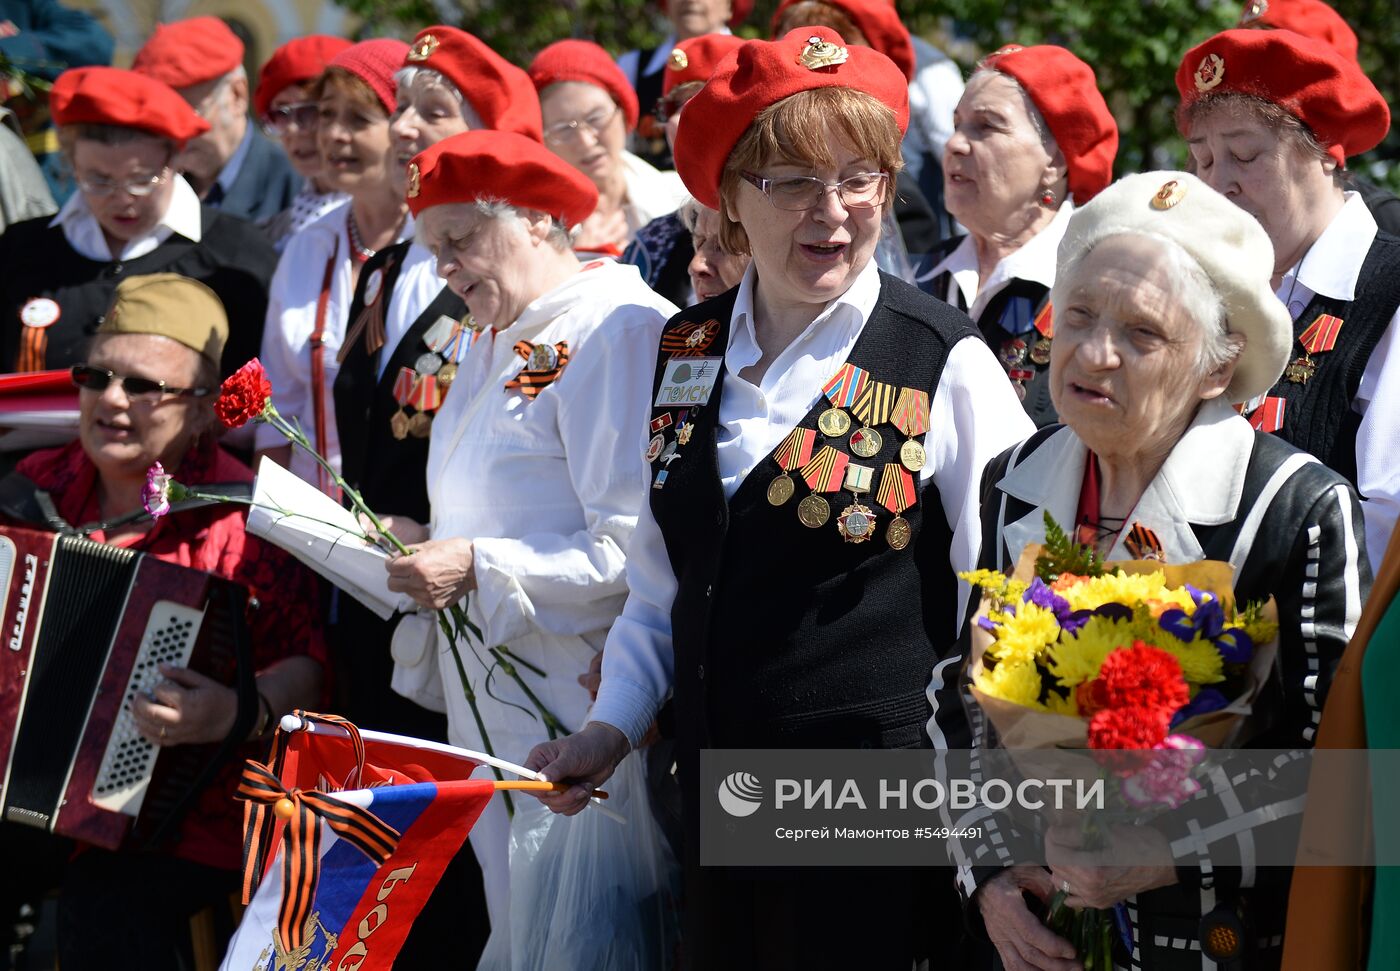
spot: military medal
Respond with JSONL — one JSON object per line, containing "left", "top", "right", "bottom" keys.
{"left": 998, "top": 338, "right": 1028, "bottom": 369}
{"left": 767, "top": 427, "right": 816, "bottom": 506}
{"left": 645, "top": 434, "right": 665, "bottom": 463}
{"left": 819, "top": 362, "right": 868, "bottom": 440}
{"left": 676, "top": 420, "right": 694, "bottom": 445}
{"left": 389, "top": 368, "right": 417, "bottom": 440}
{"left": 408, "top": 374, "right": 442, "bottom": 438}
{"left": 506, "top": 340, "right": 571, "bottom": 399}
{"left": 1028, "top": 301, "right": 1054, "bottom": 365}
{"left": 836, "top": 463, "right": 876, "bottom": 544}
{"left": 797, "top": 445, "right": 849, "bottom": 528}
{"left": 437, "top": 363, "right": 458, "bottom": 387}
{"left": 1285, "top": 313, "right": 1343, "bottom": 385}
{"left": 414, "top": 352, "right": 442, "bottom": 376}
{"left": 1243, "top": 395, "right": 1286, "bottom": 434}
{"left": 876, "top": 464, "right": 916, "bottom": 550}
{"left": 1124, "top": 522, "right": 1165, "bottom": 562}
{"left": 660, "top": 318, "right": 721, "bottom": 357}
{"left": 849, "top": 379, "right": 893, "bottom": 459}
{"left": 423, "top": 313, "right": 469, "bottom": 387}
{"left": 890, "top": 387, "right": 931, "bottom": 473}
{"left": 20, "top": 297, "right": 60, "bottom": 329}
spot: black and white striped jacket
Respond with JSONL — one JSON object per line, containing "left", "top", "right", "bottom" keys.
{"left": 927, "top": 398, "right": 1371, "bottom": 970}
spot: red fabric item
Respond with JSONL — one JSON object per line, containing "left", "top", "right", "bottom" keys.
{"left": 980, "top": 44, "right": 1119, "bottom": 203}
{"left": 50, "top": 66, "right": 210, "bottom": 147}
{"left": 407, "top": 129, "right": 599, "bottom": 227}
{"left": 658, "top": 0, "right": 754, "bottom": 29}
{"left": 254, "top": 35, "right": 352, "bottom": 119}
{"left": 1238, "top": 0, "right": 1359, "bottom": 63}
{"left": 14, "top": 439, "right": 329, "bottom": 871}
{"left": 1176, "top": 28, "right": 1386, "bottom": 165}
{"left": 131, "top": 16, "right": 243, "bottom": 90}
{"left": 528, "top": 39, "right": 640, "bottom": 132}
{"left": 770, "top": 0, "right": 915, "bottom": 80}
{"left": 673, "top": 26, "right": 910, "bottom": 210}
{"left": 662, "top": 33, "right": 746, "bottom": 96}
{"left": 328, "top": 38, "right": 411, "bottom": 114}
{"left": 1075, "top": 450, "right": 1102, "bottom": 549}
{"left": 405, "top": 26, "right": 543, "bottom": 141}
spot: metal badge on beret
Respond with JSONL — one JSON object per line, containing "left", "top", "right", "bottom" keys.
{"left": 406, "top": 163, "right": 421, "bottom": 199}
{"left": 1240, "top": 0, "right": 1267, "bottom": 23}
{"left": 1194, "top": 53, "right": 1225, "bottom": 92}
{"left": 798, "top": 36, "right": 848, "bottom": 70}
{"left": 408, "top": 34, "right": 439, "bottom": 61}
{"left": 668, "top": 48, "right": 688, "bottom": 71}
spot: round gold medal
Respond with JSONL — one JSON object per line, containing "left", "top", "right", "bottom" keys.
{"left": 437, "top": 362, "right": 458, "bottom": 387}
{"left": 817, "top": 408, "right": 851, "bottom": 438}
{"left": 849, "top": 426, "right": 882, "bottom": 459}
{"left": 886, "top": 516, "right": 912, "bottom": 550}
{"left": 899, "top": 439, "right": 927, "bottom": 472}
{"left": 1029, "top": 338, "right": 1052, "bottom": 366}
{"left": 390, "top": 410, "right": 410, "bottom": 440}
{"left": 767, "top": 474, "right": 795, "bottom": 506}
{"left": 407, "top": 411, "right": 433, "bottom": 438}
{"left": 797, "top": 494, "right": 830, "bottom": 528}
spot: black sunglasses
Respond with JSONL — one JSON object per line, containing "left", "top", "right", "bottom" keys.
{"left": 71, "top": 364, "right": 212, "bottom": 399}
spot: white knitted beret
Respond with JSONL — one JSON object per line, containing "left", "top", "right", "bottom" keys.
{"left": 1052, "top": 170, "right": 1292, "bottom": 403}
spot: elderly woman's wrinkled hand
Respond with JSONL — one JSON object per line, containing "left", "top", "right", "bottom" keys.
{"left": 385, "top": 537, "right": 476, "bottom": 610}
{"left": 977, "top": 865, "right": 1082, "bottom": 971}
{"left": 525, "top": 721, "right": 630, "bottom": 816}
{"left": 131, "top": 664, "right": 237, "bottom": 747}
{"left": 1046, "top": 822, "right": 1177, "bottom": 909}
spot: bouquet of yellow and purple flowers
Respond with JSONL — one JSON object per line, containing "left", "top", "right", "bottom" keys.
{"left": 960, "top": 514, "right": 1280, "bottom": 969}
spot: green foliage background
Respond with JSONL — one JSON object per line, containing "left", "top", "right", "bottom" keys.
{"left": 331, "top": 0, "right": 1399, "bottom": 190}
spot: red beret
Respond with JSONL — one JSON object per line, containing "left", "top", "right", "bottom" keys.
{"left": 659, "top": 0, "right": 754, "bottom": 31}
{"left": 1238, "top": 0, "right": 1358, "bottom": 63}
{"left": 405, "top": 27, "right": 543, "bottom": 141}
{"left": 50, "top": 66, "right": 210, "bottom": 147}
{"left": 406, "top": 130, "right": 599, "bottom": 229}
{"left": 131, "top": 16, "right": 243, "bottom": 90}
{"left": 662, "top": 34, "right": 746, "bottom": 96}
{"left": 770, "top": 0, "right": 915, "bottom": 81}
{"left": 528, "top": 40, "right": 640, "bottom": 132}
{"left": 674, "top": 27, "right": 910, "bottom": 210}
{"left": 1176, "top": 28, "right": 1389, "bottom": 165}
{"left": 254, "top": 35, "right": 352, "bottom": 119}
{"left": 328, "top": 38, "right": 410, "bottom": 115}
{"left": 980, "top": 45, "right": 1119, "bottom": 203}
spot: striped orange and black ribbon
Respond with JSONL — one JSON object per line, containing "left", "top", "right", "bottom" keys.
{"left": 337, "top": 253, "right": 400, "bottom": 364}
{"left": 799, "top": 445, "right": 850, "bottom": 493}
{"left": 1124, "top": 522, "right": 1165, "bottom": 561}
{"left": 660, "top": 319, "right": 720, "bottom": 357}
{"left": 16, "top": 325, "right": 46, "bottom": 372}
{"left": 875, "top": 463, "right": 916, "bottom": 515}
{"left": 236, "top": 760, "right": 399, "bottom": 953}
{"left": 851, "top": 379, "right": 895, "bottom": 427}
{"left": 773, "top": 427, "right": 816, "bottom": 472}
{"left": 889, "top": 388, "right": 930, "bottom": 438}
{"left": 504, "top": 340, "right": 570, "bottom": 399}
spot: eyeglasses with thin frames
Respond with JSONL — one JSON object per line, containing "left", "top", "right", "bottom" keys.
{"left": 71, "top": 365, "right": 212, "bottom": 400}
{"left": 75, "top": 167, "right": 172, "bottom": 199}
{"left": 740, "top": 171, "right": 890, "bottom": 212}
{"left": 262, "top": 101, "right": 320, "bottom": 136}
{"left": 543, "top": 103, "right": 620, "bottom": 146}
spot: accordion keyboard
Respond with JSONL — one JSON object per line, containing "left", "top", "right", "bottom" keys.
{"left": 90, "top": 602, "right": 206, "bottom": 815}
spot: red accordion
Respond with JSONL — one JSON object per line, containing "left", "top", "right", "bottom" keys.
{"left": 0, "top": 523, "right": 250, "bottom": 849}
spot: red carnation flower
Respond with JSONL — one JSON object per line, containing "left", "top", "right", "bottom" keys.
{"left": 215, "top": 359, "right": 272, "bottom": 429}
{"left": 1088, "top": 705, "right": 1173, "bottom": 775}
{"left": 1096, "top": 641, "right": 1190, "bottom": 713}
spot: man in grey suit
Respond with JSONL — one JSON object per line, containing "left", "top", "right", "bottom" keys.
{"left": 132, "top": 15, "right": 300, "bottom": 224}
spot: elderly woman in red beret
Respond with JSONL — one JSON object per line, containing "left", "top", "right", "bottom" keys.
{"left": 1177, "top": 28, "right": 1398, "bottom": 574}
{"left": 256, "top": 39, "right": 410, "bottom": 493}
{"left": 378, "top": 129, "right": 678, "bottom": 961}
{"left": 255, "top": 35, "right": 353, "bottom": 250}
{"left": 529, "top": 39, "right": 686, "bottom": 256}
{"left": 0, "top": 66, "right": 278, "bottom": 381}
{"left": 922, "top": 44, "right": 1118, "bottom": 427}
{"left": 528, "top": 27, "right": 1033, "bottom": 968}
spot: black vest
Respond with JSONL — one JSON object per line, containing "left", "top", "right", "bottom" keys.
{"left": 926, "top": 250, "right": 1056, "bottom": 427}
{"left": 0, "top": 210, "right": 276, "bottom": 379}
{"left": 647, "top": 273, "right": 976, "bottom": 772}
{"left": 1273, "top": 231, "right": 1400, "bottom": 486}
{"left": 333, "top": 240, "right": 466, "bottom": 524}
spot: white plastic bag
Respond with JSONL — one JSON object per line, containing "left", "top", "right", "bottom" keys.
{"left": 503, "top": 750, "right": 681, "bottom": 970}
